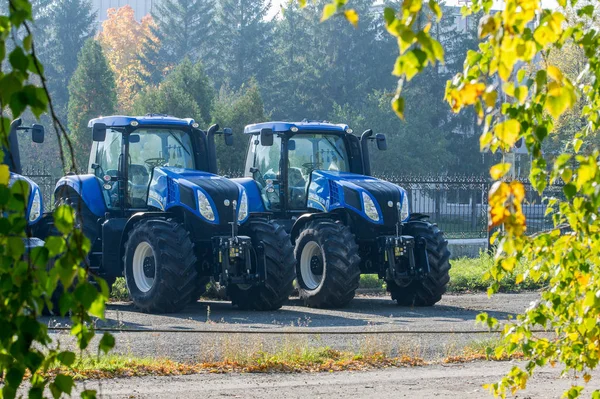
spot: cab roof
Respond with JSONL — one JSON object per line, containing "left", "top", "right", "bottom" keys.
{"left": 87, "top": 115, "right": 196, "bottom": 128}
{"left": 244, "top": 121, "right": 350, "bottom": 135}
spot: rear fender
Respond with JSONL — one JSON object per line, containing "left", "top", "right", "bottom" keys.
{"left": 55, "top": 174, "right": 107, "bottom": 217}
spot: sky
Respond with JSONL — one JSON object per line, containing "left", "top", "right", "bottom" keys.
{"left": 267, "top": 0, "right": 559, "bottom": 19}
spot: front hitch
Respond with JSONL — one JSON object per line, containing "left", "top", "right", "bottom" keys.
{"left": 379, "top": 235, "right": 430, "bottom": 281}
{"left": 212, "top": 236, "right": 267, "bottom": 286}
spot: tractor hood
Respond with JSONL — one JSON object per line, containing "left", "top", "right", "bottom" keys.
{"left": 147, "top": 167, "right": 247, "bottom": 226}
{"left": 308, "top": 170, "right": 408, "bottom": 226}
{"left": 9, "top": 172, "right": 43, "bottom": 226}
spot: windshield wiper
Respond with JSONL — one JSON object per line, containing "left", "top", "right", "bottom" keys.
{"left": 168, "top": 131, "right": 191, "bottom": 155}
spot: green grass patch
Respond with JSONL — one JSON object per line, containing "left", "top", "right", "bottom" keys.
{"left": 448, "top": 253, "right": 544, "bottom": 293}
{"left": 358, "top": 274, "right": 385, "bottom": 290}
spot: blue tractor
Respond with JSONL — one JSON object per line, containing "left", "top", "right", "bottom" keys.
{"left": 48, "top": 115, "right": 295, "bottom": 313}
{"left": 234, "top": 121, "right": 451, "bottom": 308}
{"left": 6, "top": 118, "right": 45, "bottom": 247}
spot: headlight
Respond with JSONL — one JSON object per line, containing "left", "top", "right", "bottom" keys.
{"left": 29, "top": 189, "right": 41, "bottom": 222}
{"left": 197, "top": 190, "right": 215, "bottom": 221}
{"left": 362, "top": 192, "right": 380, "bottom": 222}
{"left": 237, "top": 190, "right": 248, "bottom": 222}
{"left": 398, "top": 194, "right": 409, "bottom": 221}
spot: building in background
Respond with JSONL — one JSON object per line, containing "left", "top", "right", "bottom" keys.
{"left": 91, "top": 0, "right": 155, "bottom": 24}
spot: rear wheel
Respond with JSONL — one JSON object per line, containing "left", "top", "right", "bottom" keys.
{"left": 295, "top": 219, "right": 360, "bottom": 308}
{"left": 124, "top": 218, "right": 197, "bottom": 313}
{"left": 228, "top": 219, "right": 295, "bottom": 310}
{"left": 387, "top": 220, "right": 451, "bottom": 306}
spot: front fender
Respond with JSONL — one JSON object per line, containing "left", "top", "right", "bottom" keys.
{"left": 55, "top": 174, "right": 107, "bottom": 217}
{"left": 231, "top": 177, "right": 265, "bottom": 213}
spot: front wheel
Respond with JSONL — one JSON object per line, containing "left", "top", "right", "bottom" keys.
{"left": 295, "top": 219, "right": 361, "bottom": 308}
{"left": 228, "top": 219, "right": 295, "bottom": 310}
{"left": 124, "top": 219, "right": 197, "bottom": 313}
{"left": 387, "top": 220, "right": 451, "bottom": 306}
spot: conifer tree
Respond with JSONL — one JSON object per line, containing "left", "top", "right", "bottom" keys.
{"left": 67, "top": 39, "right": 117, "bottom": 171}
{"left": 212, "top": 0, "right": 274, "bottom": 89}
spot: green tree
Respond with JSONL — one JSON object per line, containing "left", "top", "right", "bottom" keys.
{"left": 212, "top": 0, "right": 274, "bottom": 89}
{"left": 147, "top": 0, "right": 215, "bottom": 73}
{"left": 40, "top": 0, "right": 97, "bottom": 117}
{"left": 211, "top": 81, "right": 267, "bottom": 173}
{"left": 132, "top": 58, "right": 214, "bottom": 124}
{"left": 67, "top": 39, "right": 117, "bottom": 171}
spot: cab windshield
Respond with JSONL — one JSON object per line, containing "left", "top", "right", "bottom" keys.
{"left": 94, "top": 127, "right": 196, "bottom": 208}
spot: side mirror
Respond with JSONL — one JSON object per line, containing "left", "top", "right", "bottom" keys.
{"left": 376, "top": 133, "right": 387, "bottom": 151}
{"left": 129, "top": 134, "right": 141, "bottom": 143}
{"left": 92, "top": 123, "right": 107, "bottom": 142}
{"left": 288, "top": 139, "right": 296, "bottom": 151}
{"left": 223, "top": 127, "right": 233, "bottom": 147}
{"left": 260, "top": 128, "right": 274, "bottom": 147}
{"left": 31, "top": 124, "right": 45, "bottom": 143}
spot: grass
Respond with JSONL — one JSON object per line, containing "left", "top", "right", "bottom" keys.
{"left": 42, "top": 334, "right": 523, "bottom": 382}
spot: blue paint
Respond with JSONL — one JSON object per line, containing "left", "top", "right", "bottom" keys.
{"left": 10, "top": 173, "right": 43, "bottom": 225}
{"left": 88, "top": 115, "right": 196, "bottom": 129}
{"left": 54, "top": 174, "right": 107, "bottom": 217}
{"left": 244, "top": 121, "right": 349, "bottom": 135}
{"left": 231, "top": 178, "right": 266, "bottom": 213}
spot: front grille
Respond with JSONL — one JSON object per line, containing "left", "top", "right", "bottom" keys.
{"left": 351, "top": 180, "right": 400, "bottom": 226}
{"left": 184, "top": 176, "right": 239, "bottom": 226}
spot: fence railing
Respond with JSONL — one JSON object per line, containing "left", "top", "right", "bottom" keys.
{"left": 381, "top": 175, "right": 564, "bottom": 239}
{"left": 21, "top": 170, "right": 563, "bottom": 240}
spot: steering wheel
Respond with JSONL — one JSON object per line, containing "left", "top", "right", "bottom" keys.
{"left": 145, "top": 157, "right": 167, "bottom": 168}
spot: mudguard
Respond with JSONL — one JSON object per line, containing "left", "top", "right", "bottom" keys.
{"left": 231, "top": 177, "right": 266, "bottom": 213}
{"left": 54, "top": 174, "right": 107, "bottom": 217}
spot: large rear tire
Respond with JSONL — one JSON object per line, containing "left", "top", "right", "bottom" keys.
{"left": 387, "top": 220, "right": 451, "bottom": 306}
{"left": 124, "top": 219, "right": 197, "bottom": 313}
{"left": 228, "top": 219, "right": 295, "bottom": 311}
{"left": 295, "top": 219, "right": 360, "bottom": 308}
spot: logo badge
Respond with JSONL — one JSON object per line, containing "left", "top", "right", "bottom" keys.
{"left": 224, "top": 199, "right": 230, "bottom": 206}
{"left": 387, "top": 201, "right": 394, "bottom": 208}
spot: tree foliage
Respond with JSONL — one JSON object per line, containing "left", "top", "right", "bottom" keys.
{"left": 1, "top": 2, "right": 113, "bottom": 399}
{"left": 67, "top": 38, "right": 117, "bottom": 171}
{"left": 98, "top": 6, "right": 155, "bottom": 112}
{"left": 312, "top": 0, "right": 600, "bottom": 397}
{"left": 211, "top": 81, "right": 267, "bottom": 173}
{"left": 132, "top": 58, "right": 214, "bottom": 124}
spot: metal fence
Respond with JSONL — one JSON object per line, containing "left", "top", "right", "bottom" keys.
{"left": 382, "top": 175, "right": 563, "bottom": 239}
{"left": 22, "top": 167, "right": 56, "bottom": 211}
{"left": 20, "top": 169, "right": 563, "bottom": 240}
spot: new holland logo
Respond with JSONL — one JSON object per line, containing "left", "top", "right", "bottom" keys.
{"left": 224, "top": 199, "right": 230, "bottom": 206}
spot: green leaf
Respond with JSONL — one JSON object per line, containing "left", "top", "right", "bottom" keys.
{"left": 57, "top": 351, "right": 76, "bottom": 366}
{"left": 9, "top": 47, "right": 29, "bottom": 72}
{"left": 81, "top": 390, "right": 97, "bottom": 399}
{"left": 428, "top": 0, "right": 442, "bottom": 20}
{"left": 383, "top": 7, "right": 396, "bottom": 25}
{"left": 50, "top": 374, "right": 74, "bottom": 398}
{"left": 99, "top": 332, "right": 115, "bottom": 354}
{"left": 391, "top": 95, "right": 405, "bottom": 119}
{"left": 53, "top": 204, "right": 74, "bottom": 235}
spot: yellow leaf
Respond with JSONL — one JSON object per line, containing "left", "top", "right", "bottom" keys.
{"left": 484, "top": 90, "right": 497, "bottom": 108}
{"left": 321, "top": 3, "right": 337, "bottom": 22}
{"left": 490, "top": 162, "right": 511, "bottom": 180}
{"left": 0, "top": 164, "right": 9, "bottom": 185}
{"left": 459, "top": 82, "right": 486, "bottom": 105}
{"left": 515, "top": 273, "right": 524, "bottom": 285}
{"left": 392, "top": 95, "right": 405, "bottom": 119}
{"left": 547, "top": 65, "right": 563, "bottom": 83}
{"left": 480, "top": 132, "right": 493, "bottom": 151}
{"left": 584, "top": 373, "right": 591, "bottom": 383}
{"left": 494, "top": 119, "right": 521, "bottom": 147}
{"left": 344, "top": 9, "right": 359, "bottom": 27}
{"left": 298, "top": 0, "right": 307, "bottom": 7}
{"left": 510, "top": 181, "right": 525, "bottom": 202}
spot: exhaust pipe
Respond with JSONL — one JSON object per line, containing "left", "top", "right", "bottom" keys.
{"left": 360, "top": 129, "right": 373, "bottom": 176}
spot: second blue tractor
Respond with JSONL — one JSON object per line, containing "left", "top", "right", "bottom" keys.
{"left": 234, "top": 121, "right": 451, "bottom": 308}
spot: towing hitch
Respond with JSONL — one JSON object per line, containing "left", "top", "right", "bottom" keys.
{"left": 379, "top": 235, "right": 430, "bottom": 281}
{"left": 212, "top": 236, "right": 267, "bottom": 285}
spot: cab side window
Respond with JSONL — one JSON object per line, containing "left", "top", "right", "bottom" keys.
{"left": 248, "top": 135, "right": 282, "bottom": 211}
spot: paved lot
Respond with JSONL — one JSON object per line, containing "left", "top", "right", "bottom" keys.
{"left": 44, "top": 292, "right": 541, "bottom": 362}
{"left": 74, "top": 361, "right": 600, "bottom": 399}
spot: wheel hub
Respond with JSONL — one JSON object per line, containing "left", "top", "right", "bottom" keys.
{"left": 310, "top": 256, "right": 323, "bottom": 275}
{"left": 143, "top": 257, "right": 155, "bottom": 278}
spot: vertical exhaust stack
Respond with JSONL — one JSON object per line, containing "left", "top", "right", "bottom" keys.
{"left": 206, "top": 124, "right": 220, "bottom": 174}
{"left": 360, "top": 129, "right": 373, "bottom": 176}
